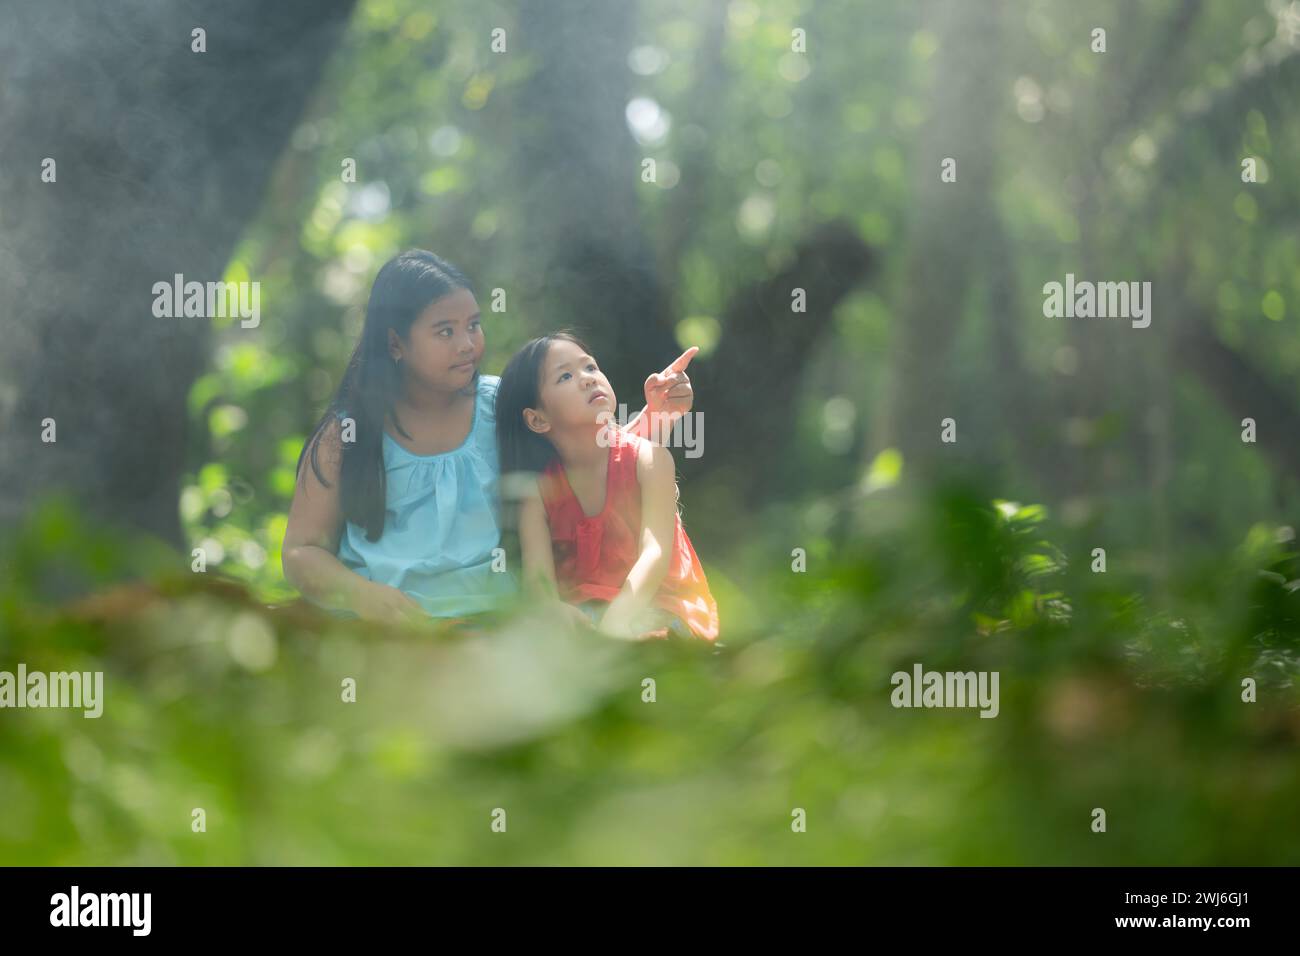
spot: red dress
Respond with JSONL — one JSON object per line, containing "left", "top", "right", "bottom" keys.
{"left": 540, "top": 429, "right": 719, "bottom": 640}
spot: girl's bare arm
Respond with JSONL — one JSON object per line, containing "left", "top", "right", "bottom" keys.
{"left": 600, "top": 441, "right": 677, "bottom": 638}
{"left": 518, "top": 479, "right": 560, "bottom": 599}
{"left": 282, "top": 420, "right": 387, "bottom": 612}
{"left": 517, "top": 479, "right": 591, "bottom": 630}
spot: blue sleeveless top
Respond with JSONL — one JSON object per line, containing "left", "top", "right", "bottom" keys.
{"left": 335, "top": 374, "right": 516, "bottom": 617}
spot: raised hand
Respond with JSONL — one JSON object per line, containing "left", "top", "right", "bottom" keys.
{"left": 643, "top": 346, "right": 697, "bottom": 424}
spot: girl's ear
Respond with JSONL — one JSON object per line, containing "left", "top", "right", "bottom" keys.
{"left": 523, "top": 407, "right": 550, "bottom": 435}
{"left": 387, "top": 329, "right": 403, "bottom": 362}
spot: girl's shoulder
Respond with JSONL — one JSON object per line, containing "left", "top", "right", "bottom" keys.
{"left": 610, "top": 426, "right": 654, "bottom": 463}
{"left": 476, "top": 373, "right": 500, "bottom": 423}
{"left": 606, "top": 428, "right": 661, "bottom": 489}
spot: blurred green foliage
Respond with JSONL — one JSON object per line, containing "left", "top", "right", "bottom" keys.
{"left": 3, "top": 478, "right": 1298, "bottom": 864}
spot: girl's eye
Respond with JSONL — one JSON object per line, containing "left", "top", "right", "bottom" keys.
{"left": 586, "top": 363, "right": 597, "bottom": 372}
{"left": 437, "top": 327, "right": 453, "bottom": 337}
{"left": 558, "top": 372, "right": 571, "bottom": 383}
{"left": 469, "top": 321, "right": 482, "bottom": 332}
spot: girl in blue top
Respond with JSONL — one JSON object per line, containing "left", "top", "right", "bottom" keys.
{"left": 282, "top": 250, "right": 695, "bottom": 624}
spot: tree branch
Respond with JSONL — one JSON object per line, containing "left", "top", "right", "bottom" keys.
{"left": 1096, "top": 0, "right": 1205, "bottom": 154}
{"left": 1172, "top": 317, "right": 1300, "bottom": 481}
{"left": 693, "top": 221, "right": 875, "bottom": 500}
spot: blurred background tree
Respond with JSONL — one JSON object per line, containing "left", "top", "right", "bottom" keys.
{"left": 0, "top": 0, "right": 356, "bottom": 554}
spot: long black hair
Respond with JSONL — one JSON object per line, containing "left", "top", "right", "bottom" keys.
{"left": 296, "top": 249, "right": 474, "bottom": 541}
{"left": 496, "top": 331, "right": 592, "bottom": 482}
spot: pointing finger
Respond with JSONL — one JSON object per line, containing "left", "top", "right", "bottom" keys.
{"left": 665, "top": 347, "right": 699, "bottom": 375}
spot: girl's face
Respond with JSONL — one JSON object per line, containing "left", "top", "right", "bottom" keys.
{"left": 529, "top": 338, "right": 616, "bottom": 434}
{"left": 388, "top": 288, "right": 484, "bottom": 392}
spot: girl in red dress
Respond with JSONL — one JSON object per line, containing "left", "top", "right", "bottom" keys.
{"left": 496, "top": 333, "right": 719, "bottom": 640}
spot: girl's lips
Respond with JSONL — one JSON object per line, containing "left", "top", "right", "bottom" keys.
{"left": 588, "top": 391, "right": 608, "bottom": 404}
{"left": 450, "top": 360, "right": 476, "bottom": 371}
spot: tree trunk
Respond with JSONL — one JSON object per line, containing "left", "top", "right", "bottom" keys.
{"left": 886, "top": 0, "right": 1003, "bottom": 481}
{"left": 510, "top": 0, "right": 679, "bottom": 400}
{"left": 0, "top": 0, "right": 356, "bottom": 551}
